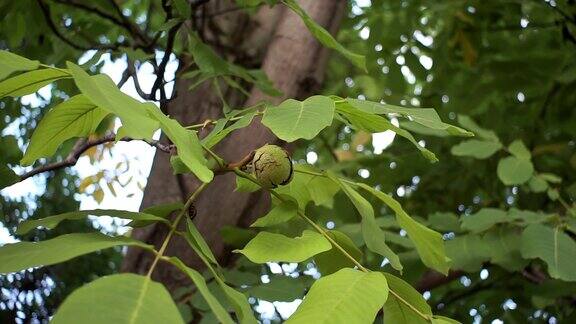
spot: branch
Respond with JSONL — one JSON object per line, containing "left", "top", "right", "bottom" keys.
{"left": 126, "top": 60, "right": 155, "bottom": 100}
{"left": 106, "top": 0, "right": 154, "bottom": 46}
{"left": 19, "top": 134, "right": 173, "bottom": 181}
{"left": 149, "top": 22, "right": 182, "bottom": 101}
{"left": 37, "top": 0, "right": 124, "bottom": 51}
{"left": 416, "top": 270, "right": 465, "bottom": 292}
{"left": 52, "top": 0, "right": 125, "bottom": 27}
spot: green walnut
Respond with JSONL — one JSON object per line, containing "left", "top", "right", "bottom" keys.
{"left": 251, "top": 144, "right": 293, "bottom": 189}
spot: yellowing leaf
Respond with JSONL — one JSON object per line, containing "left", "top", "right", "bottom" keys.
{"left": 93, "top": 188, "right": 104, "bottom": 204}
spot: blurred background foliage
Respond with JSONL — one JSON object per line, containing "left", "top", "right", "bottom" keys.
{"left": 1, "top": 0, "right": 575, "bottom": 323}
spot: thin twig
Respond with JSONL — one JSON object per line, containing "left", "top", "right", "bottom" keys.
{"left": 126, "top": 59, "right": 154, "bottom": 100}
{"left": 19, "top": 134, "right": 173, "bottom": 181}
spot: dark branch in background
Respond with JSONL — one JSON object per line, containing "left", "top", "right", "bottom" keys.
{"left": 545, "top": 1, "right": 576, "bottom": 24}
{"left": 19, "top": 134, "right": 173, "bottom": 182}
{"left": 37, "top": 0, "right": 124, "bottom": 51}
{"left": 45, "top": 0, "right": 158, "bottom": 53}
{"left": 106, "top": 0, "right": 155, "bottom": 48}
{"left": 416, "top": 270, "right": 465, "bottom": 292}
{"left": 52, "top": 0, "right": 125, "bottom": 27}
{"left": 125, "top": 59, "right": 154, "bottom": 100}
{"left": 117, "top": 67, "right": 132, "bottom": 88}
{"left": 150, "top": 22, "right": 182, "bottom": 102}
{"left": 464, "top": 21, "right": 562, "bottom": 32}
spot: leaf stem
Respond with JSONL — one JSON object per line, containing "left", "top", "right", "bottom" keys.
{"left": 184, "top": 110, "right": 264, "bottom": 130}
{"left": 295, "top": 168, "right": 355, "bottom": 185}
{"left": 232, "top": 169, "right": 431, "bottom": 322}
{"left": 146, "top": 182, "right": 209, "bottom": 278}
{"left": 39, "top": 63, "right": 70, "bottom": 74}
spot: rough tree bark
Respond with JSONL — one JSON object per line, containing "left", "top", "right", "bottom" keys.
{"left": 121, "top": 0, "right": 346, "bottom": 292}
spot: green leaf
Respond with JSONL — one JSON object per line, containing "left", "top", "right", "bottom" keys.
{"left": 188, "top": 35, "right": 279, "bottom": 96}
{"left": 0, "top": 233, "right": 150, "bottom": 274}
{"left": 202, "top": 111, "right": 257, "bottom": 148}
{"left": 301, "top": 166, "right": 341, "bottom": 208}
{"left": 187, "top": 218, "right": 219, "bottom": 265}
{"left": 445, "top": 235, "right": 490, "bottom": 271}
{"left": 540, "top": 173, "right": 562, "bottom": 183}
{"left": 314, "top": 230, "right": 363, "bottom": 275}
{"left": 0, "top": 50, "right": 40, "bottom": 80}
{"left": 451, "top": 139, "right": 502, "bottom": 159}
{"left": 130, "top": 202, "right": 184, "bottom": 227}
{"left": 52, "top": 273, "right": 184, "bottom": 324}
{"left": 251, "top": 200, "right": 298, "bottom": 227}
{"left": 428, "top": 212, "right": 460, "bottom": 232}
{"left": 508, "top": 208, "right": 552, "bottom": 225}
{"left": 246, "top": 69, "right": 282, "bottom": 97}
{"left": 221, "top": 226, "right": 257, "bottom": 248}
{"left": 282, "top": 0, "right": 366, "bottom": 70}
{"left": 147, "top": 105, "right": 213, "bottom": 183}
{"left": 275, "top": 165, "right": 340, "bottom": 208}
{"left": 159, "top": 18, "right": 184, "bottom": 31}
{"left": 169, "top": 155, "right": 190, "bottom": 175}
{"left": 67, "top": 62, "right": 159, "bottom": 139}
{"left": 182, "top": 223, "right": 258, "bottom": 324}
{"left": 234, "top": 230, "right": 331, "bottom": 263}
{"left": 497, "top": 156, "right": 534, "bottom": 185}
{"left": 329, "top": 174, "right": 402, "bottom": 271}
{"left": 168, "top": 258, "right": 234, "bottom": 324}
{"left": 529, "top": 175, "right": 549, "bottom": 192}
{"left": 0, "top": 135, "right": 22, "bottom": 164}
{"left": 521, "top": 224, "right": 576, "bottom": 281}
{"left": 235, "top": 175, "right": 261, "bottom": 193}
{"left": 347, "top": 98, "right": 473, "bottom": 137}
{"left": 460, "top": 208, "right": 510, "bottom": 233}
{"left": 173, "top": 0, "right": 191, "bottom": 18}
{"left": 222, "top": 269, "right": 259, "bottom": 286}
{"left": 21, "top": 95, "right": 109, "bottom": 165}
{"left": 508, "top": 140, "right": 531, "bottom": 160}
{"left": 359, "top": 183, "right": 450, "bottom": 275}
{"left": 383, "top": 273, "right": 432, "bottom": 324}
{"left": 16, "top": 209, "right": 169, "bottom": 235}
{"left": 336, "top": 101, "right": 438, "bottom": 162}
{"left": 189, "top": 35, "right": 245, "bottom": 77}
{"left": 457, "top": 115, "right": 499, "bottom": 142}
{"left": 262, "top": 96, "right": 335, "bottom": 142}
{"left": 0, "top": 165, "right": 19, "bottom": 190}
{"left": 248, "top": 275, "right": 306, "bottom": 302}
{"left": 483, "top": 227, "right": 527, "bottom": 271}
{"left": 286, "top": 269, "right": 388, "bottom": 324}
{"left": 216, "top": 280, "right": 257, "bottom": 324}
{"left": 0, "top": 68, "right": 69, "bottom": 98}
{"left": 142, "top": 202, "right": 184, "bottom": 218}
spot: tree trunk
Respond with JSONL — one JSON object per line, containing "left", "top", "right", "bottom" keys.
{"left": 122, "top": 0, "right": 346, "bottom": 292}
